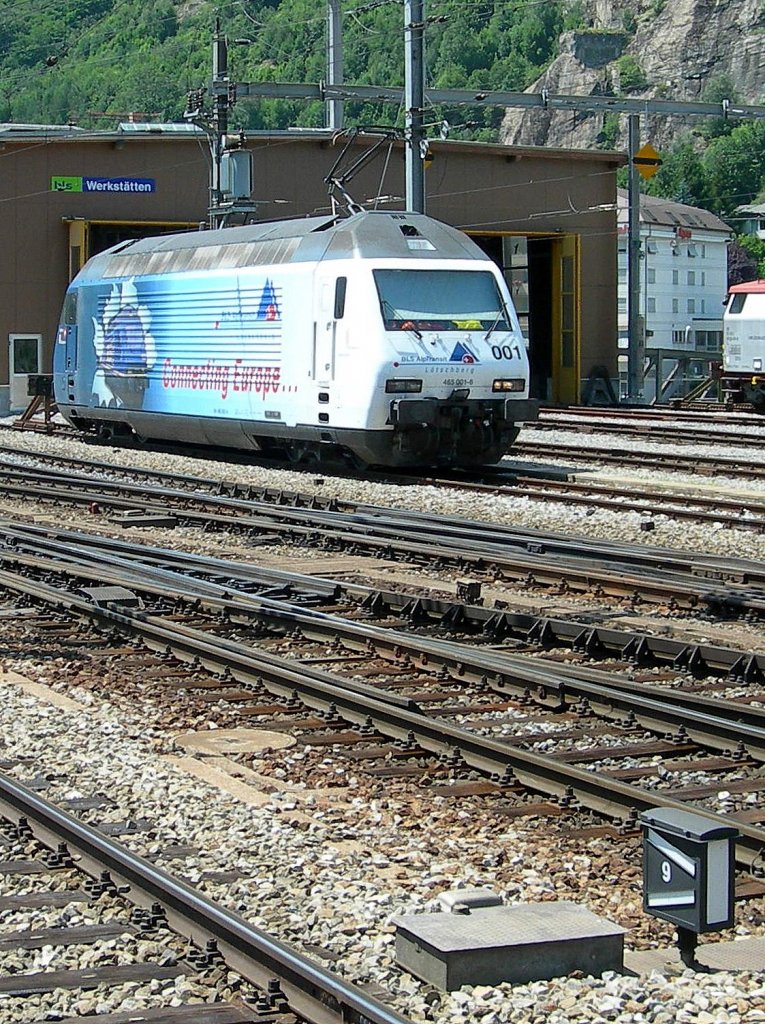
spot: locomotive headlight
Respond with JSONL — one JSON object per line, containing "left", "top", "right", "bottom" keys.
{"left": 492, "top": 378, "right": 525, "bottom": 392}
{"left": 385, "top": 378, "right": 423, "bottom": 393}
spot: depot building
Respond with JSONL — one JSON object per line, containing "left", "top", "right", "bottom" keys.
{"left": 0, "top": 122, "right": 623, "bottom": 414}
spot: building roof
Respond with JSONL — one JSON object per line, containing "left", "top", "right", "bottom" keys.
{"left": 617, "top": 188, "right": 730, "bottom": 234}
{"left": 0, "top": 121, "right": 204, "bottom": 141}
{"left": 731, "top": 201, "right": 765, "bottom": 217}
{"left": 0, "top": 121, "right": 624, "bottom": 165}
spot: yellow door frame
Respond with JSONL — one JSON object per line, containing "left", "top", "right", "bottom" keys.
{"left": 551, "top": 233, "right": 581, "bottom": 405}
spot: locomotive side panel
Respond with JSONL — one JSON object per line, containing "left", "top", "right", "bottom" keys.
{"left": 58, "top": 264, "right": 318, "bottom": 438}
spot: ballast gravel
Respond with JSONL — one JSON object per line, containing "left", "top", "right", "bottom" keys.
{"left": 3, "top": 424, "right": 765, "bottom": 561}
{"left": 1, "top": 681, "right": 765, "bottom": 1024}
{"left": 2, "top": 424, "right": 765, "bottom": 1019}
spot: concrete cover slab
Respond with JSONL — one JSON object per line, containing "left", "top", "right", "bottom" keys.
{"left": 625, "top": 935, "right": 765, "bottom": 974}
{"left": 394, "top": 901, "right": 626, "bottom": 989}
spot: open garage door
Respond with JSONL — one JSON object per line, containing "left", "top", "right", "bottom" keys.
{"left": 66, "top": 218, "right": 199, "bottom": 278}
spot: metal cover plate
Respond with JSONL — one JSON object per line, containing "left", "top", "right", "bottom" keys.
{"left": 393, "top": 901, "right": 625, "bottom": 952}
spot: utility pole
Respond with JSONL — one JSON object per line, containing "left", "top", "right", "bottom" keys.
{"left": 404, "top": 0, "right": 425, "bottom": 213}
{"left": 211, "top": 18, "right": 229, "bottom": 226}
{"left": 626, "top": 115, "right": 644, "bottom": 401}
{"left": 326, "top": 0, "right": 343, "bottom": 131}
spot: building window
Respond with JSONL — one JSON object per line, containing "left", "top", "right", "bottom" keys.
{"left": 687, "top": 243, "right": 697, "bottom": 257}
{"left": 672, "top": 329, "right": 687, "bottom": 345}
{"left": 697, "top": 330, "right": 722, "bottom": 351}
{"left": 700, "top": 244, "right": 706, "bottom": 257}
{"left": 618, "top": 297, "right": 627, "bottom": 312}
{"left": 700, "top": 298, "right": 705, "bottom": 313}
{"left": 687, "top": 299, "right": 695, "bottom": 313}
{"left": 701, "top": 271, "right": 706, "bottom": 286}
{"left": 645, "top": 239, "right": 658, "bottom": 254}
{"left": 672, "top": 299, "right": 679, "bottom": 313}
{"left": 646, "top": 297, "right": 656, "bottom": 313}
{"left": 672, "top": 269, "right": 679, "bottom": 285}
{"left": 647, "top": 268, "right": 656, "bottom": 284}
{"left": 687, "top": 271, "right": 695, "bottom": 285}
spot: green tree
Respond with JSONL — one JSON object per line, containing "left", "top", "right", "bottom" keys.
{"left": 616, "top": 54, "right": 647, "bottom": 93}
{"left": 736, "top": 234, "right": 765, "bottom": 278}
{"left": 0, "top": 0, "right": 569, "bottom": 139}
{"left": 643, "top": 137, "right": 711, "bottom": 209}
{"left": 702, "top": 120, "right": 765, "bottom": 216}
{"left": 699, "top": 73, "right": 740, "bottom": 140}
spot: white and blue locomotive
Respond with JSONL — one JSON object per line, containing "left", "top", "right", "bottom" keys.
{"left": 53, "top": 210, "right": 537, "bottom": 467}
{"left": 722, "top": 280, "right": 765, "bottom": 413}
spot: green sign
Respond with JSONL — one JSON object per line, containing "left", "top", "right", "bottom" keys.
{"left": 51, "top": 175, "right": 83, "bottom": 192}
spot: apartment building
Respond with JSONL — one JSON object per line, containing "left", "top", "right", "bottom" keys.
{"left": 616, "top": 189, "right": 731, "bottom": 399}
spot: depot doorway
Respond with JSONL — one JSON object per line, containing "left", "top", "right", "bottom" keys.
{"left": 471, "top": 232, "right": 581, "bottom": 404}
{"left": 64, "top": 218, "right": 199, "bottom": 279}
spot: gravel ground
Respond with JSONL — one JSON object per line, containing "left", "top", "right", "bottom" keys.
{"left": 2, "top": 423, "right": 765, "bottom": 1021}
{"left": 3, "top": 424, "right": 765, "bottom": 560}
{"left": 2, "top": 677, "right": 765, "bottom": 1023}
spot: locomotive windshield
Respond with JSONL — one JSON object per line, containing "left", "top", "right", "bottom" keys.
{"left": 374, "top": 269, "right": 511, "bottom": 331}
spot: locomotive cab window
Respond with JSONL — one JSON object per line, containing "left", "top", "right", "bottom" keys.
{"left": 62, "top": 291, "right": 78, "bottom": 326}
{"left": 728, "top": 293, "right": 747, "bottom": 314}
{"left": 374, "top": 269, "right": 510, "bottom": 332}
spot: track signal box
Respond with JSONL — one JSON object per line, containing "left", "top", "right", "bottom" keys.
{"left": 640, "top": 808, "right": 738, "bottom": 933}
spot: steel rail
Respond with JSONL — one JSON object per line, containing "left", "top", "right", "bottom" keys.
{"left": 1, "top": 468, "right": 764, "bottom": 615}
{"left": 5, "top": 535, "right": 765, "bottom": 762}
{"left": 5, "top": 517, "right": 765, "bottom": 681}
{"left": 512, "top": 439, "right": 765, "bottom": 479}
{"left": 537, "top": 407, "right": 763, "bottom": 425}
{"left": 0, "top": 545, "right": 420, "bottom": 715}
{"left": 5, "top": 441, "right": 765, "bottom": 535}
{"left": 1, "top": 562, "right": 765, "bottom": 871}
{"left": 526, "top": 419, "right": 765, "bottom": 450}
{"left": 3, "top": 455, "right": 764, "bottom": 584}
{"left": 437, "top": 474, "right": 765, "bottom": 533}
{"left": 0, "top": 772, "right": 413, "bottom": 1024}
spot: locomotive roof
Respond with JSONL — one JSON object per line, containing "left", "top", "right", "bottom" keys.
{"left": 729, "top": 280, "right": 765, "bottom": 293}
{"left": 78, "top": 211, "right": 490, "bottom": 281}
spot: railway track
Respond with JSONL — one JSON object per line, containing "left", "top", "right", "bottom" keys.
{"left": 511, "top": 437, "right": 765, "bottom": 479}
{"left": 529, "top": 419, "right": 765, "bottom": 451}
{"left": 414, "top": 469, "right": 765, "bottom": 534}
{"left": 3, "top": 523, "right": 765, "bottom": 877}
{"left": 537, "top": 405, "right": 765, "bottom": 430}
{"left": 0, "top": 770, "right": 412, "bottom": 1024}
{"left": 1, "top": 455, "right": 764, "bottom": 618}
{"left": 4, "top": 436, "right": 765, "bottom": 536}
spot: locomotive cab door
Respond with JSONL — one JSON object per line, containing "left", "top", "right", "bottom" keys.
{"left": 313, "top": 273, "right": 346, "bottom": 387}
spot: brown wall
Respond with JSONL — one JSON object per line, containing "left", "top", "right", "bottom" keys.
{"left": 0, "top": 134, "right": 209, "bottom": 402}
{"left": 0, "top": 129, "right": 621, "bottom": 407}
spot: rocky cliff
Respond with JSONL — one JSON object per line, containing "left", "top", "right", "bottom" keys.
{"left": 500, "top": 0, "right": 765, "bottom": 151}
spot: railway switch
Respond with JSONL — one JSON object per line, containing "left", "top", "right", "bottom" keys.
{"left": 640, "top": 808, "right": 738, "bottom": 968}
